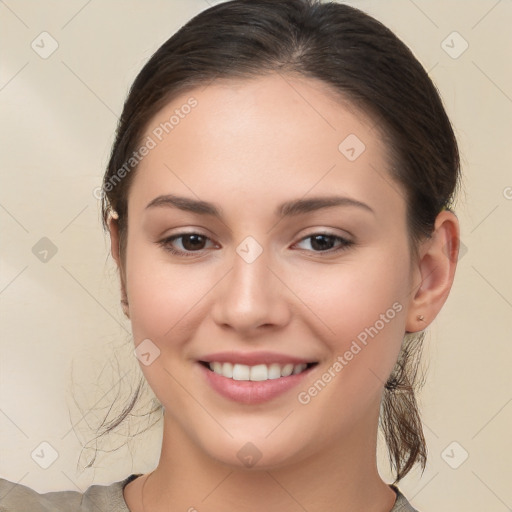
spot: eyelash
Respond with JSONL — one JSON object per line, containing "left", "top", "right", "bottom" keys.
{"left": 158, "top": 232, "right": 354, "bottom": 257}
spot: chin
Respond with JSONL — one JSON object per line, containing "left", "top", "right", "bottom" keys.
{"left": 196, "top": 429, "right": 315, "bottom": 472}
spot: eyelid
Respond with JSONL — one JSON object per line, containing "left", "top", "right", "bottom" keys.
{"left": 296, "top": 227, "right": 353, "bottom": 239}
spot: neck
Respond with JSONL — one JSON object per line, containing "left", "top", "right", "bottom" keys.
{"left": 135, "top": 409, "right": 397, "bottom": 512}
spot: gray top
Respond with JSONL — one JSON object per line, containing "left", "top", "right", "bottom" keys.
{"left": 0, "top": 475, "right": 418, "bottom": 511}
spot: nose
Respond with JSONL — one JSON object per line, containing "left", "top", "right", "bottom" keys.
{"left": 210, "top": 249, "right": 292, "bottom": 336}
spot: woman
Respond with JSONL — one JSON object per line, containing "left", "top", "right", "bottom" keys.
{"left": 0, "top": 0, "right": 461, "bottom": 510}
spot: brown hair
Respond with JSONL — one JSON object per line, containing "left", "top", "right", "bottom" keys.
{"left": 99, "top": 0, "right": 460, "bottom": 482}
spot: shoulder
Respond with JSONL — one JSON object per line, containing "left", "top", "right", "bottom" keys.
{"left": 390, "top": 485, "right": 420, "bottom": 512}
{"left": 0, "top": 475, "right": 139, "bottom": 512}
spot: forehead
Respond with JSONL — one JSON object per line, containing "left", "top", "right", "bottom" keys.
{"left": 129, "top": 73, "right": 402, "bottom": 219}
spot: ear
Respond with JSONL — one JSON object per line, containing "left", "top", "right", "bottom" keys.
{"left": 108, "top": 215, "right": 121, "bottom": 267}
{"left": 405, "top": 210, "right": 460, "bottom": 333}
{"left": 108, "top": 215, "right": 129, "bottom": 318}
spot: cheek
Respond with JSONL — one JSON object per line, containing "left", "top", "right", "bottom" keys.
{"left": 290, "top": 253, "right": 410, "bottom": 389}
{"left": 294, "top": 252, "right": 408, "bottom": 332}
{"left": 123, "top": 234, "right": 226, "bottom": 348}
{"left": 123, "top": 244, "right": 216, "bottom": 411}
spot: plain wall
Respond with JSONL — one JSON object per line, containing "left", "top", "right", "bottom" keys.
{"left": 1, "top": 1, "right": 511, "bottom": 510}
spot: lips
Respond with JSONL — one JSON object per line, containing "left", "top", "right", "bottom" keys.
{"left": 198, "top": 351, "right": 318, "bottom": 404}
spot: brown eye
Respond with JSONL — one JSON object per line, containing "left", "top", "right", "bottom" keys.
{"left": 180, "top": 234, "right": 208, "bottom": 251}
{"left": 159, "top": 233, "right": 216, "bottom": 256}
{"left": 294, "top": 233, "right": 354, "bottom": 253}
{"left": 310, "top": 234, "right": 336, "bottom": 251}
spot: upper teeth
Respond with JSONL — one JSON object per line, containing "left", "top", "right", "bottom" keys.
{"left": 208, "top": 362, "right": 308, "bottom": 381}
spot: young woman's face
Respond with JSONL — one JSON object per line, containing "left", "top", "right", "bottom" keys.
{"left": 121, "top": 74, "right": 418, "bottom": 468}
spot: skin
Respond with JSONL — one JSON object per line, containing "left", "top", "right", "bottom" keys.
{"left": 109, "top": 73, "right": 459, "bottom": 511}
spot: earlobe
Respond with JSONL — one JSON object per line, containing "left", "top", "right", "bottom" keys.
{"left": 405, "top": 210, "right": 460, "bottom": 333}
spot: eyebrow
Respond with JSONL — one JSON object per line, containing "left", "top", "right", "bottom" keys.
{"left": 145, "top": 194, "right": 375, "bottom": 218}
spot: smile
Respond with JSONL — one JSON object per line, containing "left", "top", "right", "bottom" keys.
{"left": 203, "top": 361, "right": 315, "bottom": 381}
{"left": 198, "top": 354, "right": 318, "bottom": 404}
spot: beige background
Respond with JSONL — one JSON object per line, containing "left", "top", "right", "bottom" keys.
{"left": 1, "top": 0, "right": 511, "bottom": 510}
